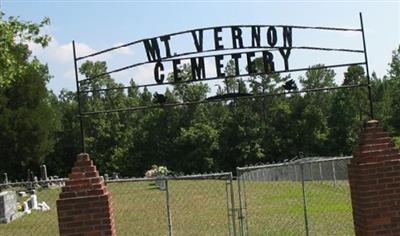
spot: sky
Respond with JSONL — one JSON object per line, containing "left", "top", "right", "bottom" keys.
{"left": 1, "top": 0, "right": 399, "bottom": 94}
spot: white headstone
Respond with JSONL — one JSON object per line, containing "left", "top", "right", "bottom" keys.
{"left": 23, "top": 201, "right": 31, "bottom": 214}
{"left": 0, "top": 191, "right": 17, "bottom": 223}
{"left": 40, "top": 165, "right": 48, "bottom": 180}
{"left": 30, "top": 194, "right": 38, "bottom": 209}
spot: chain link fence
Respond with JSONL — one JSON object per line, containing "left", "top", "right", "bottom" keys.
{"left": 0, "top": 173, "right": 236, "bottom": 236}
{"left": 107, "top": 173, "right": 236, "bottom": 236}
{"left": 237, "top": 156, "right": 354, "bottom": 236}
{"left": 0, "top": 157, "right": 355, "bottom": 235}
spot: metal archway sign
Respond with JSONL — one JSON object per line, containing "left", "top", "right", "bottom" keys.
{"left": 73, "top": 13, "right": 373, "bottom": 152}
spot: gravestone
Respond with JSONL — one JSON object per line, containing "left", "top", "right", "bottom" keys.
{"left": 40, "top": 165, "right": 48, "bottom": 180}
{"left": 3, "top": 173, "right": 7, "bottom": 184}
{"left": 0, "top": 191, "right": 17, "bottom": 223}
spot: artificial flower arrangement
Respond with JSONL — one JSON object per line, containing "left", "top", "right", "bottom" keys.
{"left": 145, "top": 165, "right": 169, "bottom": 178}
{"left": 145, "top": 165, "right": 170, "bottom": 190}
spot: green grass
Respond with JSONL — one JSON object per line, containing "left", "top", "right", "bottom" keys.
{"left": 0, "top": 180, "right": 354, "bottom": 235}
{"left": 242, "top": 181, "right": 354, "bottom": 236}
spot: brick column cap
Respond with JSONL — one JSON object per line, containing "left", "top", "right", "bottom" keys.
{"left": 352, "top": 120, "right": 399, "bottom": 164}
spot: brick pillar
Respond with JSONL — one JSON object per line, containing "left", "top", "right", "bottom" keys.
{"left": 56, "top": 153, "right": 116, "bottom": 236}
{"left": 348, "top": 120, "right": 400, "bottom": 235}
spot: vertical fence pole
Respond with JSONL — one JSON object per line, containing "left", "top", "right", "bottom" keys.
{"left": 229, "top": 173, "right": 237, "bottom": 236}
{"left": 309, "top": 163, "right": 313, "bottom": 181}
{"left": 319, "top": 162, "right": 323, "bottom": 181}
{"left": 332, "top": 161, "right": 337, "bottom": 186}
{"left": 242, "top": 172, "right": 249, "bottom": 235}
{"left": 225, "top": 177, "right": 233, "bottom": 235}
{"left": 300, "top": 163, "right": 310, "bottom": 236}
{"left": 359, "top": 12, "right": 374, "bottom": 119}
{"left": 236, "top": 169, "right": 245, "bottom": 236}
{"left": 165, "top": 179, "right": 173, "bottom": 236}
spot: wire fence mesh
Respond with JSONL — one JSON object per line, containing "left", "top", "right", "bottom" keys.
{"left": 237, "top": 156, "right": 354, "bottom": 236}
{"left": 0, "top": 173, "right": 236, "bottom": 236}
{"left": 107, "top": 173, "right": 236, "bottom": 236}
{"left": 0, "top": 157, "right": 354, "bottom": 236}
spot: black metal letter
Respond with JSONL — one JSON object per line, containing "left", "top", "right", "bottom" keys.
{"left": 231, "top": 53, "right": 242, "bottom": 76}
{"left": 279, "top": 48, "right": 291, "bottom": 71}
{"left": 283, "top": 26, "right": 293, "bottom": 48}
{"left": 231, "top": 26, "right": 244, "bottom": 49}
{"left": 173, "top": 59, "right": 182, "bottom": 81}
{"left": 154, "top": 61, "right": 165, "bottom": 84}
{"left": 251, "top": 26, "right": 261, "bottom": 48}
{"left": 262, "top": 51, "right": 275, "bottom": 73}
{"left": 267, "top": 26, "right": 277, "bottom": 47}
{"left": 143, "top": 38, "right": 161, "bottom": 62}
{"left": 192, "top": 30, "right": 204, "bottom": 52}
{"left": 215, "top": 55, "right": 225, "bottom": 77}
{"left": 191, "top": 57, "right": 206, "bottom": 81}
{"left": 160, "top": 35, "right": 172, "bottom": 58}
{"left": 214, "top": 27, "right": 224, "bottom": 50}
{"left": 246, "top": 52, "right": 256, "bottom": 74}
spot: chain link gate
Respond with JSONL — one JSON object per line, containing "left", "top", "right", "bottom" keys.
{"left": 106, "top": 172, "right": 237, "bottom": 236}
{"left": 236, "top": 156, "right": 354, "bottom": 236}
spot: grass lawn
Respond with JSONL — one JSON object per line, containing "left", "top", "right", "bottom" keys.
{"left": 0, "top": 180, "right": 354, "bottom": 235}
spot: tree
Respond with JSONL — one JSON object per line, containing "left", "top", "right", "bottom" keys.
{"left": 44, "top": 90, "right": 80, "bottom": 176}
{"left": 327, "top": 66, "right": 368, "bottom": 155}
{"left": 298, "top": 65, "right": 336, "bottom": 155}
{"left": 0, "top": 12, "right": 50, "bottom": 87}
{"left": 381, "top": 46, "right": 400, "bottom": 147}
{"left": 78, "top": 61, "right": 131, "bottom": 174}
{"left": 0, "top": 12, "right": 55, "bottom": 179}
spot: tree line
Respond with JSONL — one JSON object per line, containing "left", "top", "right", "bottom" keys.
{"left": 1, "top": 14, "right": 399, "bottom": 180}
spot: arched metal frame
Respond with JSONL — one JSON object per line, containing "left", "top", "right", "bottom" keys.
{"left": 73, "top": 13, "right": 373, "bottom": 153}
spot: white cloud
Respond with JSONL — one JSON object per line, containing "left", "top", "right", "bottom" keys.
{"left": 112, "top": 42, "right": 134, "bottom": 55}
{"left": 29, "top": 39, "right": 107, "bottom": 63}
{"left": 133, "top": 63, "right": 155, "bottom": 85}
{"left": 26, "top": 35, "right": 114, "bottom": 93}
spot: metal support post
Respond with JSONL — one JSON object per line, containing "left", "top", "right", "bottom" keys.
{"left": 165, "top": 179, "right": 173, "bottom": 236}
{"left": 332, "top": 161, "right": 337, "bottom": 186}
{"left": 300, "top": 164, "right": 310, "bottom": 236}
{"left": 359, "top": 12, "right": 374, "bottom": 119}
{"left": 229, "top": 173, "right": 237, "bottom": 236}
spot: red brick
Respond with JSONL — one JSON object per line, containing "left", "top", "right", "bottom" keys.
{"left": 349, "top": 120, "right": 400, "bottom": 236}
{"left": 57, "top": 153, "right": 116, "bottom": 236}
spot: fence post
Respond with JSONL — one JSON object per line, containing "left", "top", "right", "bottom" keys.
{"left": 165, "top": 178, "right": 173, "bottom": 236}
{"left": 300, "top": 163, "right": 310, "bottom": 236}
{"left": 319, "top": 163, "right": 323, "bottom": 180}
{"left": 237, "top": 169, "right": 245, "bottom": 236}
{"left": 225, "top": 178, "right": 232, "bottom": 235}
{"left": 332, "top": 161, "right": 337, "bottom": 186}
{"left": 228, "top": 173, "right": 237, "bottom": 236}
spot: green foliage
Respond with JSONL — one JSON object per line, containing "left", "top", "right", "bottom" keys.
{"left": 1, "top": 12, "right": 399, "bottom": 179}
{"left": 0, "top": 13, "right": 56, "bottom": 179}
{"left": 382, "top": 46, "right": 400, "bottom": 135}
{"left": 0, "top": 12, "right": 51, "bottom": 88}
